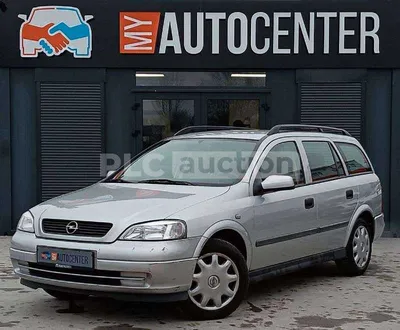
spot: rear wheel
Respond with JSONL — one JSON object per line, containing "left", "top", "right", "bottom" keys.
{"left": 43, "top": 289, "right": 88, "bottom": 301}
{"left": 336, "top": 218, "right": 372, "bottom": 276}
{"left": 183, "top": 238, "right": 248, "bottom": 320}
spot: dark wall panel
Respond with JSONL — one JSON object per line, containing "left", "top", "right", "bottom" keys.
{"left": 0, "top": 69, "right": 11, "bottom": 234}
{"left": 365, "top": 70, "right": 391, "bottom": 232}
{"left": 267, "top": 70, "right": 297, "bottom": 127}
{"left": 391, "top": 71, "right": 400, "bottom": 235}
{"left": 10, "top": 69, "right": 37, "bottom": 228}
{"left": 105, "top": 69, "right": 135, "bottom": 173}
{"left": 296, "top": 69, "right": 367, "bottom": 84}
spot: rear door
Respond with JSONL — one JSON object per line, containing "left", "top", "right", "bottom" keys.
{"left": 299, "top": 138, "right": 359, "bottom": 251}
{"left": 335, "top": 142, "right": 380, "bottom": 216}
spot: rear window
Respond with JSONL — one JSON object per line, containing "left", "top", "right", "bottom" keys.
{"left": 336, "top": 143, "right": 372, "bottom": 175}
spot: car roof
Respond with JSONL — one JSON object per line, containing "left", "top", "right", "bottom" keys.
{"left": 170, "top": 129, "right": 358, "bottom": 143}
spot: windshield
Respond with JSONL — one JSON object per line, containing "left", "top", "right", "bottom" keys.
{"left": 112, "top": 138, "right": 257, "bottom": 186}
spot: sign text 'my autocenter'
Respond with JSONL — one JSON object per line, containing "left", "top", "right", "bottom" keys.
{"left": 120, "top": 11, "right": 380, "bottom": 55}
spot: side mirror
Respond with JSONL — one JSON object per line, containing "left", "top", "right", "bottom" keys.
{"left": 84, "top": 15, "right": 94, "bottom": 22}
{"left": 18, "top": 14, "right": 28, "bottom": 21}
{"left": 106, "top": 170, "right": 115, "bottom": 178}
{"left": 261, "top": 175, "right": 295, "bottom": 191}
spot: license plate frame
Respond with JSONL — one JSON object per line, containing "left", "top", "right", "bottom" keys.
{"left": 37, "top": 246, "right": 94, "bottom": 270}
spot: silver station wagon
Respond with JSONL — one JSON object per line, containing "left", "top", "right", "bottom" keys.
{"left": 10, "top": 124, "right": 385, "bottom": 320}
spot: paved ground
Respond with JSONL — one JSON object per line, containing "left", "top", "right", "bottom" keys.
{"left": 1, "top": 237, "right": 400, "bottom": 330}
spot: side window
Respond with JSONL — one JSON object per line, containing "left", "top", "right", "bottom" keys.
{"left": 330, "top": 144, "right": 345, "bottom": 176}
{"left": 336, "top": 142, "right": 372, "bottom": 175}
{"left": 303, "top": 141, "right": 342, "bottom": 182}
{"left": 258, "top": 141, "right": 305, "bottom": 185}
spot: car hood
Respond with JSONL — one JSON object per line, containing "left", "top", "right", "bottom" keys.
{"left": 33, "top": 183, "right": 229, "bottom": 242}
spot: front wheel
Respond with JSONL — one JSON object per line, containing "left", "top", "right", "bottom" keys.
{"left": 183, "top": 238, "right": 249, "bottom": 320}
{"left": 336, "top": 218, "right": 372, "bottom": 276}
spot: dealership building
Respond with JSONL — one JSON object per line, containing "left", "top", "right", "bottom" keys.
{"left": 0, "top": 0, "right": 399, "bottom": 235}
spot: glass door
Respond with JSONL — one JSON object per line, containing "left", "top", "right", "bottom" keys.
{"left": 133, "top": 92, "right": 269, "bottom": 154}
{"left": 202, "top": 93, "right": 269, "bottom": 129}
{"left": 134, "top": 93, "right": 201, "bottom": 153}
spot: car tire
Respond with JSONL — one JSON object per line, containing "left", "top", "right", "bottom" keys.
{"left": 43, "top": 289, "right": 88, "bottom": 301}
{"left": 336, "top": 218, "right": 372, "bottom": 276}
{"left": 182, "top": 238, "right": 249, "bottom": 320}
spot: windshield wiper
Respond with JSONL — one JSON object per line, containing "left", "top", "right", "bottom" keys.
{"left": 109, "top": 178, "right": 134, "bottom": 183}
{"left": 137, "top": 179, "right": 194, "bottom": 186}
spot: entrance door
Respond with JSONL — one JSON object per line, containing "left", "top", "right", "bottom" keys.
{"left": 134, "top": 93, "right": 200, "bottom": 153}
{"left": 203, "top": 93, "right": 268, "bottom": 129}
{"left": 134, "top": 92, "right": 269, "bottom": 154}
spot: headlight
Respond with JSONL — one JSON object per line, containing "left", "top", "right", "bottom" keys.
{"left": 119, "top": 220, "right": 187, "bottom": 241}
{"left": 17, "top": 211, "right": 35, "bottom": 233}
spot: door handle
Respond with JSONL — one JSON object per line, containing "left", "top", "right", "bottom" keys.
{"left": 346, "top": 190, "right": 354, "bottom": 199}
{"left": 304, "top": 198, "right": 314, "bottom": 209}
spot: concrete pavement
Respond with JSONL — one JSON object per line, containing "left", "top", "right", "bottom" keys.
{"left": 1, "top": 236, "right": 400, "bottom": 329}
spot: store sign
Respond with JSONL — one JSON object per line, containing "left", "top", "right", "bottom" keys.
{"left": 3, "top": 1, "right": 398, "bottom": 68}
{"left": 120, "top": 11, "right": 380, "bottom": 56}
{"left": 120, "top": 12, "right": 160, "bottom": 54}
{"left": 18, "top": 6, "right": 93, "bottom": 58}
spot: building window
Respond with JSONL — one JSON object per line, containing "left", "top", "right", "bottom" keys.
{"left": 135, "top": 72, "right": 266, "bottom": 87}
{"left": 207, "top": 99, "right": 260, "bottom": 128}
{"left": 142, "top": 99, "right": 195, "bottom": 149}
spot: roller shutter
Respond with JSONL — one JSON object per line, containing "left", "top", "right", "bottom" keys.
{"left": 40, "top": 83, "right": 103, "bottom": 202}
{"left": 300, "top": 83, "right": 363, "bottom": 140}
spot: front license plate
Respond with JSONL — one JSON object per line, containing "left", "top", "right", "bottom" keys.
{"left": 37, "top": 246, "right": 94, "bottom": 269}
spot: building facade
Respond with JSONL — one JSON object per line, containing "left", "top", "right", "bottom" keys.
{"left": 0, "top": 0, "right": 399, "bottom": 235}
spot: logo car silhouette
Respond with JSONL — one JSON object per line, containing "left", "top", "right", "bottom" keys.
{"left": 19, "top": 6, "right": 93, "bottom": 58}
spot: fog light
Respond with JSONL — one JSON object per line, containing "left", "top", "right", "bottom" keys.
{"left": 120, "top": 272, "right": 148, "bottom": 287}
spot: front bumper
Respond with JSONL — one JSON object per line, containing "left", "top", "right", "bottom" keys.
{"left": 10, "top": 231, "right": 200, "bottom": 300}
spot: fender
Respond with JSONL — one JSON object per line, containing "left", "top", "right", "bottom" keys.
{"left": 193, "top": 220, "right": 253, "bottom": 269}
{"left": 344, "top": 204, "right": 374, "bottom": 246}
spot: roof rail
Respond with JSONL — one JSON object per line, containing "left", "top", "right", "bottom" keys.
{"left": 174, "top": 126, "right": 250, "bottom": 136}
{"left": 267, "top": 124, "right": 352, "bottom": 137}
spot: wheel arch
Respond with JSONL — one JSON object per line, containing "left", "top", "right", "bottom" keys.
{"left": 193, "top": 220, "right": 252, "bottom": 269}
{"left": 345, "top": 204, "right": 375, "bottom": 245}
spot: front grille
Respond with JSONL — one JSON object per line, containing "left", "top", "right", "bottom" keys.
{"left": 27, "top": 263, "right": 121, "bottom": 285}
{"left": 42, "top": 219, "right": 113, "bottom": 237}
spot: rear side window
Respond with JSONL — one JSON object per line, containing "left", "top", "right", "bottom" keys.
{"left": 336, "top": 143, "right": 372, "bottom": 175}
{"left": 303, "top": 141, "right": 343, "bottom": 182}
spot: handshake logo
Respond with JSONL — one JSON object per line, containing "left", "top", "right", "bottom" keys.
{"left": 19, "top": 6, "right": 93, "bottom": 58}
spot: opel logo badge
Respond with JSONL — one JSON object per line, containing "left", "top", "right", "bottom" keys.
{"left": 66, "top": 221, "right": 79, "bottom": 234}
{"left": 208, "top": 275, "right": 220, "bottom": 289}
